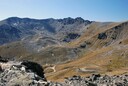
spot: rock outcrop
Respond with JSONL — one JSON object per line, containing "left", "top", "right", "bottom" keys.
{"left": 50, "top": 74, "right": 128, "bottom": 86}
{"left": 98, "top": 33, "right": 107, "bottom": 39}
{"left": 0, "top": 59, "right": 47, "bottom": 86}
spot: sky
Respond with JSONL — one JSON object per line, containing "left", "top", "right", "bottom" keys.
{"left": 0, "top": 0, "right": 128, "bottom": 21}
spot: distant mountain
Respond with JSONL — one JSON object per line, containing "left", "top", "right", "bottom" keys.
{"left": 0, "top": 24, "right": 21, "bottom": 44}
{"left": 0, "top": 17, "right": 91, "bottom": 45}
{"left": 0, "top": 17, "right": 92, "bottom": 63}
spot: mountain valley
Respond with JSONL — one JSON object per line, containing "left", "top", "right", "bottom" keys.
{"left": 0, "top": 17, "right": 128, "bottom": 83}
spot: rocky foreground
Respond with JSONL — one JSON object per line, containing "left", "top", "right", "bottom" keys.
{"left": 50, "top": 74, "right": 128, "bottom": 86}
{"left": 0, "top": 58, "right": 128, "bottom": 86}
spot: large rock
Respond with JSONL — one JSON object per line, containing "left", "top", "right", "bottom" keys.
{"left": 21, "top": 61, "right": 46, "bottom": 79}
{"left": 0, "top": 60, "right": 47, "bottom": 86}
{"left": 0, "top": 56, "right": 8, "bottom": 63}
{"left": 98, "top": 33, "right": 107, "bottom": 39}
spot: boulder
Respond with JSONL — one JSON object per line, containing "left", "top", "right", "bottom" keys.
{"left": 0, "top": 60, "right": 47, "bottom": 86}
{"left": 0, "top": 56, "right": 8, "bottom": 63}
{"left": 21, "top": 61, "right": 45, "bottom": 80}
{"left": 98, "top": 33, "right": 107, "bottom": 39}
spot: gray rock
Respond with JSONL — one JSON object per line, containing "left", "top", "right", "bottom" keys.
{"left": 49, "top": 74, "right": 128, "bottom": 86}
{"left": 0, "top": 61, "right": 47, "bottom": 86}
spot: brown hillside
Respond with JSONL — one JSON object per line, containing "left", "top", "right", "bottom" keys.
{"left": 44, "top": 21, "right": 128, "bottom": 82}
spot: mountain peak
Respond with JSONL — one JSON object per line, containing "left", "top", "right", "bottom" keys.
{"left": 57, "top": 17, "right": 90, "bottom": 25}
{"left": 6, "top": 17, "right": 21, "bottom": 20}
{"left": 5, "top": 17, "right": 21, "bottom": 23}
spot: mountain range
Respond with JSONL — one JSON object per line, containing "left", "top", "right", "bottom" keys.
{"left": 0, "top": 17, "right": 91, "bottom": 63}
{"left": 0, "top": 17, "right": 128, "bottom": 82}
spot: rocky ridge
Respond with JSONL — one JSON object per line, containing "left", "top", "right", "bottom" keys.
{"left": 0, "top": 17, "right": 91, "bottom": 45}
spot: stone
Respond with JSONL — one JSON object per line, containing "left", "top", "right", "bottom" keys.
{"left": 98, "top": 33, "right": 107, "bottom": 39}
{"left": 49, "top": 73, "right": 128, "bottom": 86}
{"left": 21, "top": 61, "right": 46, "bottom": 80}
{"left": 0, "top": 60, "right": 48, "bottom": 86}
{"left": 0, "top": 56, "right": 8, "bottom": 63}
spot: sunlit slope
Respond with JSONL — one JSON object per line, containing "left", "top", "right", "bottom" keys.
{"left": 67, "top": 22, "right": 122, "bottom": 47}
{"left": 45, "top": 21, "right": 128, "bottom": 82}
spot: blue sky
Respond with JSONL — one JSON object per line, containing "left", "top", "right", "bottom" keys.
{"left": 0, "top": 0, "right": 128, "bottom": 21}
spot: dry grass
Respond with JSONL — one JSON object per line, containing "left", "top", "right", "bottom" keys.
{"left": 46, "top": 44, "right": 128, "bottom": 82}
{"left": 0, "top": 42, "right": 30, "bottom": 59}
{"left": 105, "top": 57, "right": 128, "bottom": 72}
{"left": 66, "top": 22, "right": 121, "bottom": 47}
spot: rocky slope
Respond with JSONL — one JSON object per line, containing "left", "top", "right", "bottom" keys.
{"left": 50, "top": 73, "right": 128, "bottom": 86}
{"left": 0, "top": 57, "right": 47, "bottom": 86}
{"left": 0, "top": 58, "right": 128, "bottom": 86}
